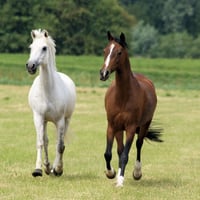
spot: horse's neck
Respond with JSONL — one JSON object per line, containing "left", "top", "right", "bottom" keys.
{"left": 115, "top": 58, "right": 139, "bottom": 101}
{"left": 115, "top": 58, "right": 132, "bottom": 89}
{"left": 39, "top": 58, "right": 57, "bottom": 93}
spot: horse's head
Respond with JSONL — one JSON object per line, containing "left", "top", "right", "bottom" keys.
{"left": 26, "top": 29, "right": 55, "bottom": 75}
{"left": 100, "top": 31, "right": 128, "bottom": 81}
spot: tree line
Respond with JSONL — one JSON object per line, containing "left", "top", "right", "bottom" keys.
{"left": 0, "top": 0, "right": 135, "bottom": 55}
{"left": 120, "top": 0, "right": 200, "bottom": 57}
{"left": 1, "top": 0, "right": 200, "bottom": 57}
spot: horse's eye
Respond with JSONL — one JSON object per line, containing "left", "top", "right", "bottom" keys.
{"left": 42, "top": 46, "right": 47, "bottom": 51}
{"left": 118, "top": 51, "right": 122, "bottom": 55}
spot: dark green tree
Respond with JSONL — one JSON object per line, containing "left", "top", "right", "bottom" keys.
{"left": 0, "top": 0, "right": 34, "bottom": 52}
{"left": 53, "top": 0, "right": 135, "bottom": 55}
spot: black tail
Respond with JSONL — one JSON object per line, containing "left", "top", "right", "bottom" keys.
{"left": 145, "top": 127, "right": 163, "bottom": 142}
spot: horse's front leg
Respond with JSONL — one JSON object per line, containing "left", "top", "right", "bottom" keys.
{"left": 104, "top": 125, "right": 116, "bottom": 179}
{"left": 52, "top": 118, "right": 67, "bottom": 176}
{"left": 116, "top": 128, "right": 135, "bottom": 187}
{"left": 32, "top": 114, "right": 45, "bottom": 177}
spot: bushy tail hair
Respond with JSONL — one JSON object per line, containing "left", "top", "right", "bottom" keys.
{"left": 146, "top": 127, "right": 163, "bottom": 142}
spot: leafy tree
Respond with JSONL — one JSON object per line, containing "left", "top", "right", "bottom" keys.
{"left": 53, "top": 0, "right": 135, "bottom": 55}
{"left": 161, "top": 0, "right": 194, "bottom": 34}
{"left": 0, "top": 0, "right": 34, "bottom": 52}
{"left": 185, "top": 0, "right": 200, "bottom": 36}
{"left": 0, "top": 0, "right": 135, "bottom": 54}
{"left": 131, "top": 21, "right": 158, "bottom": 56}
{"left": 151, "top": 32, "right": 193, "bottom": 58}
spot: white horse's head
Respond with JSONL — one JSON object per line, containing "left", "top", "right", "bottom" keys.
{"left": 26, "top": 29, "right": 56, "bottom": 75}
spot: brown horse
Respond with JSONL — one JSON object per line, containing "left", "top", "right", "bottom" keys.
{"left": 100, "top": 31, "right": 162, "bottom": 187}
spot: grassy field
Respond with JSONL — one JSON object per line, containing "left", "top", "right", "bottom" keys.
{"left": 0, "top": 85, "right": 200, "bottom": 200}
{"left": 0, "top": 54, "right": 200, "bottom": 199}
{"left": 0, "top": 54, "right": 200, "bottom": 89}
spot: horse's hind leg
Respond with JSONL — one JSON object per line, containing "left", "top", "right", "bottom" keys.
{"left": 104, "top": 125, "right": 116, "bottom": 179}
{"left": 133, "top": 123, "right": 150, "bottom": 180}
{"left": 43, "top": 122, "right": 52, "bottom": 175}
{"left": 52, "top": 118, "right": 68, "bottom": 176}
{"left": 133, "top": 138, "right": 143, "bottom": 180}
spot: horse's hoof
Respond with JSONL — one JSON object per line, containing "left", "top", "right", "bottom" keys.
{"left": 133, "top": 172, "right": 142, "bottom": 180}
{"left": 32, "top": 169, "right": 43, "bottom": 177}
{"left": 116, "top": 175, "right": 124, "bottom": 187}
{"left": 44, "top": 163, "right": 52, "bottom": 175}
{"left": 105, "top": 169, "right": 116, "bottom": 179}
{"left": 52, "top": 168, "right": 63, "bottom": 176}
{"left": 44, "top": 168, "right": 51, "bottom": 175}
{"left": 133, "top": 160, "right": 142, "bottom": 180}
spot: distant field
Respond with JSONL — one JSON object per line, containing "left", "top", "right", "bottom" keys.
{"left": 0, "top": 54, "right": 200, "bottom": 89}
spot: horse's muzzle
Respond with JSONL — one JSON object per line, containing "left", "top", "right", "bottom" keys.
{"left": 26, "top": 63, "right": 37, "bottom": 75}
{"left": 100, "top": 69, "right": 110, "bottom": 81}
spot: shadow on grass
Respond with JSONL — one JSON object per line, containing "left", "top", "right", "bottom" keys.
{"left": 128, "top": 177, "right": 184, "bottom": 188}
{"left": 53, "top": 172, "right": 99, "bottom": 182}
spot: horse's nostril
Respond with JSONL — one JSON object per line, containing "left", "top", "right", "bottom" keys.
{"left": 31, "top": 64, "right": 35, "bottom": 70}
{"left": 105, "top": 70, "right": 109, "bottom": 77}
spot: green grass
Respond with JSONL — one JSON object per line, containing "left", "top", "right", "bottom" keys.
{"left": 0, "top": 54, "right": 200, "bottom": 89}
{"left": 0, "top": 85, "right": 200, "bottom": 200}
{"left": 0, "top": 54, "right": 200, "bottom": 199}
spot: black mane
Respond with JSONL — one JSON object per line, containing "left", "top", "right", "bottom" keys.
{"left": 114, "top": 37, "right": 128, "bottom": 48}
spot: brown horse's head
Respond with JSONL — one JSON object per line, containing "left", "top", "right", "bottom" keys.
{"left": 100, "top": 31, "right": 128, "bottom": 81}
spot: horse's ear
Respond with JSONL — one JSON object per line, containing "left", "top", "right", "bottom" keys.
{"left": 120, "top": 32, "right": 126, "bottom": 44}
{"left": 31, "top": 30, "right": 36, "bottom": 39}
{"left": 43, "top": 30, "right": 48, "bottom": 38}
{"left": 107, "top": 31, "right": 114, "bottom": 41}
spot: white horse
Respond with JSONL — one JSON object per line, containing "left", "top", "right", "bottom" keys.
{"left": 26, "top": 29, "right": 76, "bottom": 177}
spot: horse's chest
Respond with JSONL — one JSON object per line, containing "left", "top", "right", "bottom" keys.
{"left": 107, "top": 103, "right": 134, "bottom": 128}
{"left": 106, "top": 95, "right": 139, "bottom": 129}
{"left": 30, "top": 91, "right": 65, "bottom": 120}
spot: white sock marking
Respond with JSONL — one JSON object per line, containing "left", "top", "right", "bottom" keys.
{"left": 116, "top": 168, "right": 124, "bottom": 187}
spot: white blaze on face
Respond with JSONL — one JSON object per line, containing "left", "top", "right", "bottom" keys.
{"left": 105, "top": 43, "right": 115, "bottom": 69}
